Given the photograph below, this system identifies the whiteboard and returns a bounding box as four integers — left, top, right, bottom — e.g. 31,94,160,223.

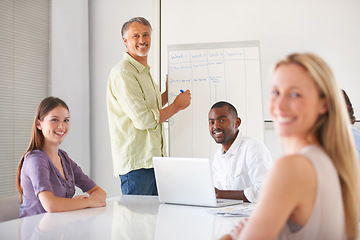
167,41,263,158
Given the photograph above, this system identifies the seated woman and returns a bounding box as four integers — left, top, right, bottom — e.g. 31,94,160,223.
17,97,107,218
221,53,360,240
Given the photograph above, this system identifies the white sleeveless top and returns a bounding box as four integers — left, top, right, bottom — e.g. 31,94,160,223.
276,145,346,240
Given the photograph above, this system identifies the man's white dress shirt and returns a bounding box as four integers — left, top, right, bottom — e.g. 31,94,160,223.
212,131,273,203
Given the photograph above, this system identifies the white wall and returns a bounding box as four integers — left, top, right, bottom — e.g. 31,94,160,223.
88,0,154,197
160,0,360,161
52,0,359,198
51,0,90,175
160,0,360,121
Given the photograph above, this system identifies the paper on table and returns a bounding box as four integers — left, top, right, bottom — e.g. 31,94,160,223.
206,204,256,217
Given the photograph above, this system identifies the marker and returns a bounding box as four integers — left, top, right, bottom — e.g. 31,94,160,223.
180,89,184,93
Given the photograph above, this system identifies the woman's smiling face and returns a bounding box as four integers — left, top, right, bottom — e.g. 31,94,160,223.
37,105,70,146
269,63,328,141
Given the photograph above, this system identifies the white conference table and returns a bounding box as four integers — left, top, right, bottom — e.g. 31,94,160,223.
0,195,248,240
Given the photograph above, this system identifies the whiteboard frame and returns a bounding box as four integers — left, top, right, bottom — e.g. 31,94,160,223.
167,41,264,158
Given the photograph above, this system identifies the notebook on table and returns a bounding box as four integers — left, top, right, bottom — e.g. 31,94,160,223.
153,157,243,207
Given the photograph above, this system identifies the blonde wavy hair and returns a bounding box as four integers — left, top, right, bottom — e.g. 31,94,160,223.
274,53,360,240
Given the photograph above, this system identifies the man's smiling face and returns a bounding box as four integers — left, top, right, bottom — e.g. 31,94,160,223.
208,106,240,151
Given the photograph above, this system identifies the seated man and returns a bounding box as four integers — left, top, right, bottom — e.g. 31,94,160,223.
342,89,360,160
208,101,273,203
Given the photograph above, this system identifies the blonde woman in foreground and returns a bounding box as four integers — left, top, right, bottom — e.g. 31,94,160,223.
221,53,359,240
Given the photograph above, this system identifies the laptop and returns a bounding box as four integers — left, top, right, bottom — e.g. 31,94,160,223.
153,157,243,207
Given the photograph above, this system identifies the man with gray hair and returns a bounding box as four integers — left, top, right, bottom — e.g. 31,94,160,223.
107,17,191,195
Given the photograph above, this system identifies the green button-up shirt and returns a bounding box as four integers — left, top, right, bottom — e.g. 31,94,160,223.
106,53,166,176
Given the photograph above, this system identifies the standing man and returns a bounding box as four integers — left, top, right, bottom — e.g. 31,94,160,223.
107,17,191,195
208,101,272,202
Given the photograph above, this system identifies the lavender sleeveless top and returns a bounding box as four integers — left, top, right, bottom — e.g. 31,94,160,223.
19,149,96,218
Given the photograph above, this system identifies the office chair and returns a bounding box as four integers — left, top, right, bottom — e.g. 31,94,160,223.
0,195,20,222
